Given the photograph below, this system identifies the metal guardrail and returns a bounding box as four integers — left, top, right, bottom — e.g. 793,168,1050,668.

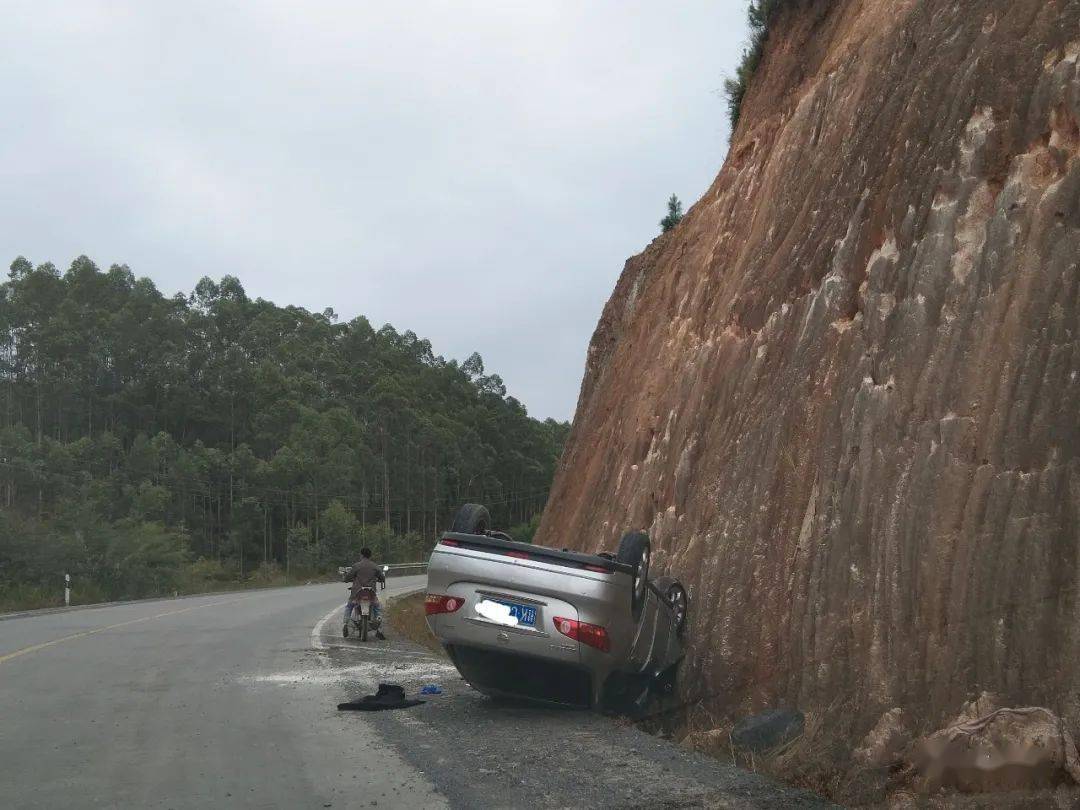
338,562,428,582
384,562,428,577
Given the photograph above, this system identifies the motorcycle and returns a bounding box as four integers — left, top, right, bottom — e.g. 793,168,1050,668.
351,586,381,641
340,565,389,642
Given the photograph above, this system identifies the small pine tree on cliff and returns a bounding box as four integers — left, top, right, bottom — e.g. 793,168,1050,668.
660,194,683,233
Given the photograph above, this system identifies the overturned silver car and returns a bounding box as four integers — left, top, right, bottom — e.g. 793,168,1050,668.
424,504,688,712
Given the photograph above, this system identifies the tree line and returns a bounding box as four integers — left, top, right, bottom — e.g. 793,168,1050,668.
0,255,569,607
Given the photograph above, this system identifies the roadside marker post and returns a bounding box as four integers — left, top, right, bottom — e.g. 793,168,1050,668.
64,573,71,607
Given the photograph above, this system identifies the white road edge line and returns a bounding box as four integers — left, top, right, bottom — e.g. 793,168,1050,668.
311,604,341,658
310,579,428,660
309,580,439,733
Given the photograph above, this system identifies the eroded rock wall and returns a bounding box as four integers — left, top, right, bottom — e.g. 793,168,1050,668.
538,0,1080,736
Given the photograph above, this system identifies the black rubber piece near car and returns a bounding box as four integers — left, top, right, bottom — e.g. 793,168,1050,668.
616,531,650,619
731,709,806,753
450,503,491,535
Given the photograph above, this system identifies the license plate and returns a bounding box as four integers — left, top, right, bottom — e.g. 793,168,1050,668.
497,601,536,627
359,602,371,616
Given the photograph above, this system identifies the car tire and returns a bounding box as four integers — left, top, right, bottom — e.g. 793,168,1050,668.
616,531,650,619
653,576,689,637
450,503,491,535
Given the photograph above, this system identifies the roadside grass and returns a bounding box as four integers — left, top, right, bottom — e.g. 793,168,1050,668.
0,582,106,613
0,567,339,614
674,701,857,804
385,590,446,657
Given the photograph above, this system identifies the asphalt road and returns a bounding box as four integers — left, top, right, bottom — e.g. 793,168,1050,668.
1,578,444,810
2,579,829,809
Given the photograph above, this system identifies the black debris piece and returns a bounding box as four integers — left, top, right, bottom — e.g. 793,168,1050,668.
337,683,424,712
731,709,805,753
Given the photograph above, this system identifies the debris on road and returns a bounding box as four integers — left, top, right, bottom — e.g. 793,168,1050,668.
337,683,423,712
325,594,834,808
420,684,443,695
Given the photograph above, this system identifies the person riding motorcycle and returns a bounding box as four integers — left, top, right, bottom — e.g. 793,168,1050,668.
343,547,386,640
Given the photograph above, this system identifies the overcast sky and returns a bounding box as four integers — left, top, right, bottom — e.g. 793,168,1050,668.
2,1,748,421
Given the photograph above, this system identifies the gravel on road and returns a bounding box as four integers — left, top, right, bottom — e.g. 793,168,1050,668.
320,596,833,809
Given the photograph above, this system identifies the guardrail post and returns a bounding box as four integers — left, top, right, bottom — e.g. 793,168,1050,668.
64,573,71,607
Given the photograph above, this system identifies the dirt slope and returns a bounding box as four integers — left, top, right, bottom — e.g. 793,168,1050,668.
537,0,1080,743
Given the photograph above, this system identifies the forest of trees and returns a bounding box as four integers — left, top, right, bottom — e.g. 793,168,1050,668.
0,256,569,608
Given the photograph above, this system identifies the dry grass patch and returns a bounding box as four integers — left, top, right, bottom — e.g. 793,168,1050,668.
384,590,446,657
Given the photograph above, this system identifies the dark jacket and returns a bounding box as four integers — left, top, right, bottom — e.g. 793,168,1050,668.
348,558,383,599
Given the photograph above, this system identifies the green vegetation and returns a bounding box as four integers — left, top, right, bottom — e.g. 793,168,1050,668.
0,255,569,610
660,194,684,233
723,0,803,134
506,512,541,545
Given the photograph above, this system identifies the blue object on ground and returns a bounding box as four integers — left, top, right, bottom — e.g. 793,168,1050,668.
420,684,443,695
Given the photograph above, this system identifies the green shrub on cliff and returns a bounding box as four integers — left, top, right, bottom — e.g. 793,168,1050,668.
724,0,807,134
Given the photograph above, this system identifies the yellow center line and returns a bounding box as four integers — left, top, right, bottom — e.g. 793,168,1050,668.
0,594,260,665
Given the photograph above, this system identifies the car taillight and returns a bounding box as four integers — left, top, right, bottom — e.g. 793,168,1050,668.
552,616,610,652
425,593,464,615
439,537,461,547
506,550,529,559
583,564,610,573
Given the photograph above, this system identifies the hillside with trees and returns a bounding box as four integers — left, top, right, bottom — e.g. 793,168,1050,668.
0,255,568,608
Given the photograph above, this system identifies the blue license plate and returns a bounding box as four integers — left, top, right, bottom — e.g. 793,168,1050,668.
499,601,536,627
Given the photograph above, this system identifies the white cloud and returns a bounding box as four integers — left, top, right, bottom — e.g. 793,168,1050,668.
0,0,748,419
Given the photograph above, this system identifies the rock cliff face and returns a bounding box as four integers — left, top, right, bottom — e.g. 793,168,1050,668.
538,0,1080,737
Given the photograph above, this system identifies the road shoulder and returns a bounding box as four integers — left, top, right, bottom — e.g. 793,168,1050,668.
316,595,832,809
